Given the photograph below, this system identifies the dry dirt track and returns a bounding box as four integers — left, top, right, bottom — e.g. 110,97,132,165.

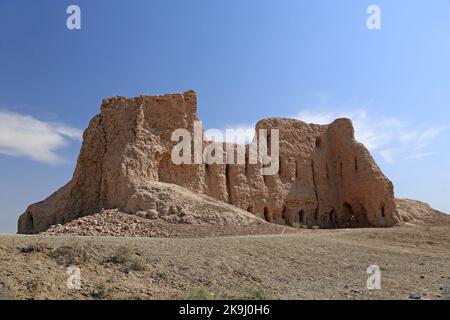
1,225,450,300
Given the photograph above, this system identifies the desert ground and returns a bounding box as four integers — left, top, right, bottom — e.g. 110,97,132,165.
1,224,449,300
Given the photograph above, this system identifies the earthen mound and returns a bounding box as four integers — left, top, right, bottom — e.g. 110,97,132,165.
396,199,449,226
18,90,442,234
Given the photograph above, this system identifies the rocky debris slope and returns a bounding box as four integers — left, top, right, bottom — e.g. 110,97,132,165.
37,180,277,237
396,199,449,226
40,209,298,238
38,180,298,238
19,90,407,234
39,199,449,238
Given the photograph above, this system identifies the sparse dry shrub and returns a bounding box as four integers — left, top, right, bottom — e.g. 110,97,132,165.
242,287,271,300
18,243,48,254
182,286,272,300
291,222,302,228
25,279,42,293
183,287,213,300
0,284,12,300
91,281,113,299
50,244,89,266
107,246,147,271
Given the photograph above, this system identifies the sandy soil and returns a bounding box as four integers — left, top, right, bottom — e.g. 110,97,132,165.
1,225,449,300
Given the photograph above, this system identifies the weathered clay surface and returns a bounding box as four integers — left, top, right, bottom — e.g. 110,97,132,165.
19,90,404,234
396,199,449,225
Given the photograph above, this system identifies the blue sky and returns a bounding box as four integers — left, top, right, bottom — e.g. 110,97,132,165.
1,0,449,233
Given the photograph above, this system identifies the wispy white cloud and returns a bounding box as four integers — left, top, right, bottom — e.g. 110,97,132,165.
379,148,398,164
0,110,82,164
210,109,447,164
296,109,448,163
404,152,438,160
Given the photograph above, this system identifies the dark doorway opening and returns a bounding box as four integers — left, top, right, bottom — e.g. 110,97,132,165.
298,209,304,225
264,207,271,222
329,209,336,227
